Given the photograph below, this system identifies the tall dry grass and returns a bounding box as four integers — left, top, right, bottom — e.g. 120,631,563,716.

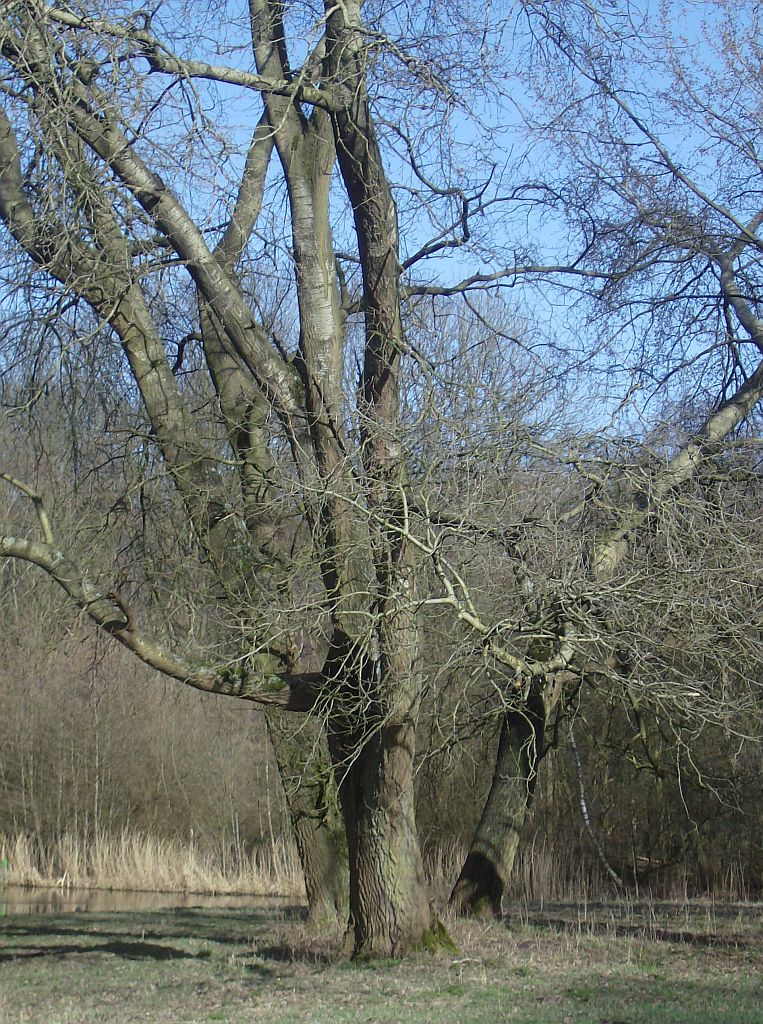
423,833,755,903
424,835,597,903
2,829,754,902
0,830,304,896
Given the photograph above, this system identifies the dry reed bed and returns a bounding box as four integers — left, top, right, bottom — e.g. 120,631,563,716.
423,834,755,904
1,829,754,902
0,830,304,896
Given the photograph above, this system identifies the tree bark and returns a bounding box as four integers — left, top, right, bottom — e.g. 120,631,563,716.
331,719,435,958
450,687,545,917
319,0,443,956
265,710,348,928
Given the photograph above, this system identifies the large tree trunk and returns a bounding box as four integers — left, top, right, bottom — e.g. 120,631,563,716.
330,719,435,958
450,687,546,917
265,711,348,927
318,0,447,958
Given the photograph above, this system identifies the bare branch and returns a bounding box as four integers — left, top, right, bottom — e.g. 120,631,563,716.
39,3,333,108
0,472,54,544
592,359,763,578
0,533,320,711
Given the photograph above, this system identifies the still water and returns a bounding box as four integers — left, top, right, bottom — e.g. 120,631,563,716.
0,885,286,916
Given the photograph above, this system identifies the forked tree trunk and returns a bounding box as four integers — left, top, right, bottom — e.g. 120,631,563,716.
450,688,545,917
331,719,436,958
265,711,348,927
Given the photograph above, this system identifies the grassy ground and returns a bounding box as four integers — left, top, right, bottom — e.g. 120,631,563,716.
1,899,761,1024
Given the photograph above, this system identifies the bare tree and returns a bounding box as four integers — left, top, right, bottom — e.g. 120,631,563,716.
1,0,760,952
450,0,763,914
0,0,523,955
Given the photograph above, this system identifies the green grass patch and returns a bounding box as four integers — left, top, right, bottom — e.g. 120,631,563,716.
1,899,760,1023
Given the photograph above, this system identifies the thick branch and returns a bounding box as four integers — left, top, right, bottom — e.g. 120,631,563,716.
592,358,763,578
0,473,54,544
0,102,248,558
215,113,275,269
0,534,320,711
40,4,332,108
1,19,301,426
718,254,763,356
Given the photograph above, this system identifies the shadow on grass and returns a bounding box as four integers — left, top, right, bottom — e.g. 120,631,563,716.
504,910,757,949
255,939,341,965
0,938,210,963
0,905,308,975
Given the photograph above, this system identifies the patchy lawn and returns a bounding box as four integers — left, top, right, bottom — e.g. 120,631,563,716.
1,899,761,1023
